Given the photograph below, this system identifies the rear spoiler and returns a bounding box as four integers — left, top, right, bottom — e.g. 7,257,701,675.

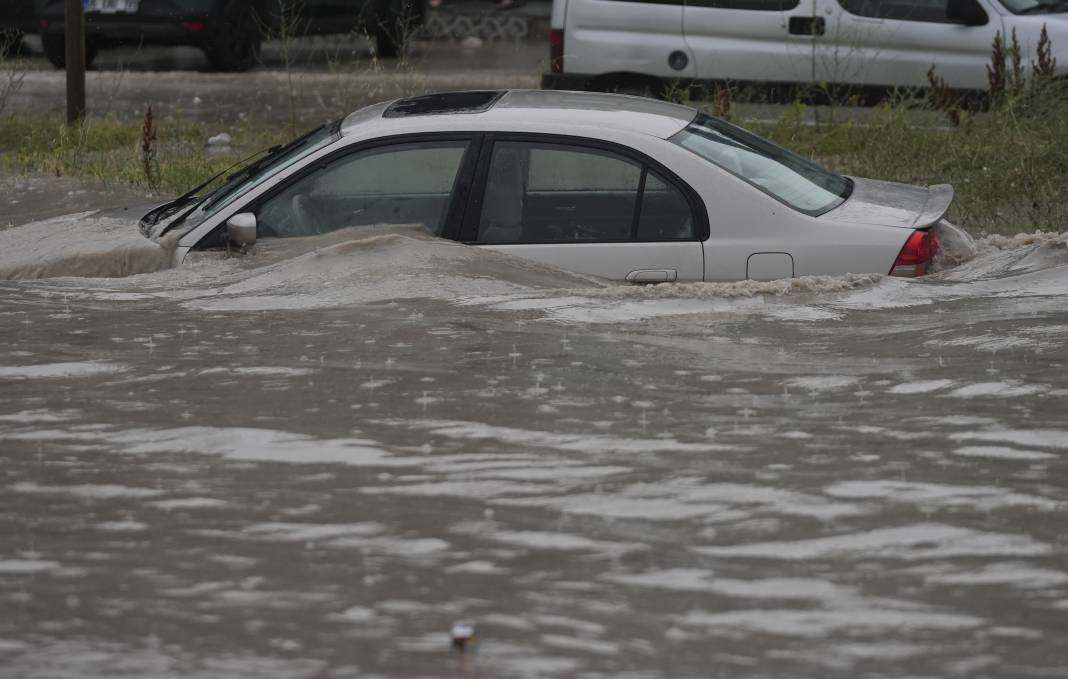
913,184,954,229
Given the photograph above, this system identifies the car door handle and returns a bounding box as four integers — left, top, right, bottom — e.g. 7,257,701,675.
788,16,825,36
626,269,677,283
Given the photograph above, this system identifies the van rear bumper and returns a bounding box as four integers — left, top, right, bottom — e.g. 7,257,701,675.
541,73,594,91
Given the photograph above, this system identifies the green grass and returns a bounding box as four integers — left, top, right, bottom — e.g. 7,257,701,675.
1,81,1066,236
0,114,288,196
751,84,1068,235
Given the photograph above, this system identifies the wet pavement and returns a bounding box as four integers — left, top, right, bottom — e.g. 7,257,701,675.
1,186,1066,678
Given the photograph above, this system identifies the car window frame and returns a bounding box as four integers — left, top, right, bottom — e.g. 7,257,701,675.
458,133,710,245
191,132,484,249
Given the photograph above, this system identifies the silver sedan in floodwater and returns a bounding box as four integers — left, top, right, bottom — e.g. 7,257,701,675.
142,90,950,282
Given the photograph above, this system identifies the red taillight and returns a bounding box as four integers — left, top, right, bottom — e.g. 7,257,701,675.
181,21,205,32
890,228,939,276
39,19,49,30
549,29,564,74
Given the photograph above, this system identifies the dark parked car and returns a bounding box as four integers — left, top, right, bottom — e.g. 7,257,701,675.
36,0,425,72
0,0,35,57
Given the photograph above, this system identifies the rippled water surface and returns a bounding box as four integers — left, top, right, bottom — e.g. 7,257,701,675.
1,209,1066,678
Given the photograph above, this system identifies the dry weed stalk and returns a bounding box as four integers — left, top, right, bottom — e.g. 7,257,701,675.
140,105,159,189
926,66,961,126
1033,24,1057,79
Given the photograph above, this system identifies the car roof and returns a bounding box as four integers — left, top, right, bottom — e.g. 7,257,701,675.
340,90,699,141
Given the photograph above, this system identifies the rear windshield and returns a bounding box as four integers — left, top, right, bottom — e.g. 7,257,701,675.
672,114,850,214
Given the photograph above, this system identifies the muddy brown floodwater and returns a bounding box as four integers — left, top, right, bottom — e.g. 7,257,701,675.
1,183,1067,678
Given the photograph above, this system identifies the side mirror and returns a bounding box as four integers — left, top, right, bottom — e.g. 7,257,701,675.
227,212,257,247
946,0,987,26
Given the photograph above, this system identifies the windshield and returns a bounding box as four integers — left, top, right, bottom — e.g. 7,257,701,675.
164,122,340,236
672,114,851,214
997,0,1068,12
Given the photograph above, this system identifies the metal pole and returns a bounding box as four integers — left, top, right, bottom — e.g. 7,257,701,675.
65,0,86,124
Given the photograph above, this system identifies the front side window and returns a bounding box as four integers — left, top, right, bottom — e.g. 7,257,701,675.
178,123,339,235
253,140,469,239
996,0,1068,13
476,141,695,243
837,0,964,22
673,114,850,214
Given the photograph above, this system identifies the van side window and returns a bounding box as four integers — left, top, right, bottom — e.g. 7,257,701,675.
684,0,799,9
837,0,957,22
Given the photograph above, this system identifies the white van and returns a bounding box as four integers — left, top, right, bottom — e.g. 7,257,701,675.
542,0,1068,96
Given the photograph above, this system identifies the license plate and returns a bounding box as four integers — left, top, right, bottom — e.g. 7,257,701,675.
83,0,141,13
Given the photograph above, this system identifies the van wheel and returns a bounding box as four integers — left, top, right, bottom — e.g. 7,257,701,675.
203,0,262,72
41,33,100,70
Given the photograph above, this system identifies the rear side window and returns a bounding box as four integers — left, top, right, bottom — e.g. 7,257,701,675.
673,114,850,214
475,141,696,243
837,0,958,22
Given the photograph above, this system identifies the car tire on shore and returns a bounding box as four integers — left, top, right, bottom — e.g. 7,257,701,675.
41,32,99,70
203,0,262,72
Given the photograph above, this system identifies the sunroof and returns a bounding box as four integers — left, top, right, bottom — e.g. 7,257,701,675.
382,91,505,118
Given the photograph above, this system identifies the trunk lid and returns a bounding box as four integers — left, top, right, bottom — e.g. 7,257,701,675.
826,177,954,230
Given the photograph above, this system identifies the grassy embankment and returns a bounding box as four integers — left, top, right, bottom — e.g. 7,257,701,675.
0,33,1064,235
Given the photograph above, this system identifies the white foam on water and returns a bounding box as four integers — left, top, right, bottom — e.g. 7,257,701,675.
677,606,983,638
398,419,732,455
113,426,405,467
328,606,377,623
0,559,60,574
830,642,928,660
934,334,1044,353
924,562,1068,588
177,229,603,311
887,379,956,394
466,465,632,481
0,640,31,652
241,522,384,542
531,615,608,635
231,367,314,377
604,569,839,600
946,381,1048,398
0,361,127,379
327,536,451,558
695,523,1051,560
823,480,1059,511
150,497,230,510
485,530,645,554
445,560,508,575
95,520,148,532
362,479,550,499
497,480,860,521
9,482,164,499
496,494,733,521
0,409,81,423
0,211,177,280
539,634,619,656
786,376,860,392
949,429,1068,450
952,446,1056,461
